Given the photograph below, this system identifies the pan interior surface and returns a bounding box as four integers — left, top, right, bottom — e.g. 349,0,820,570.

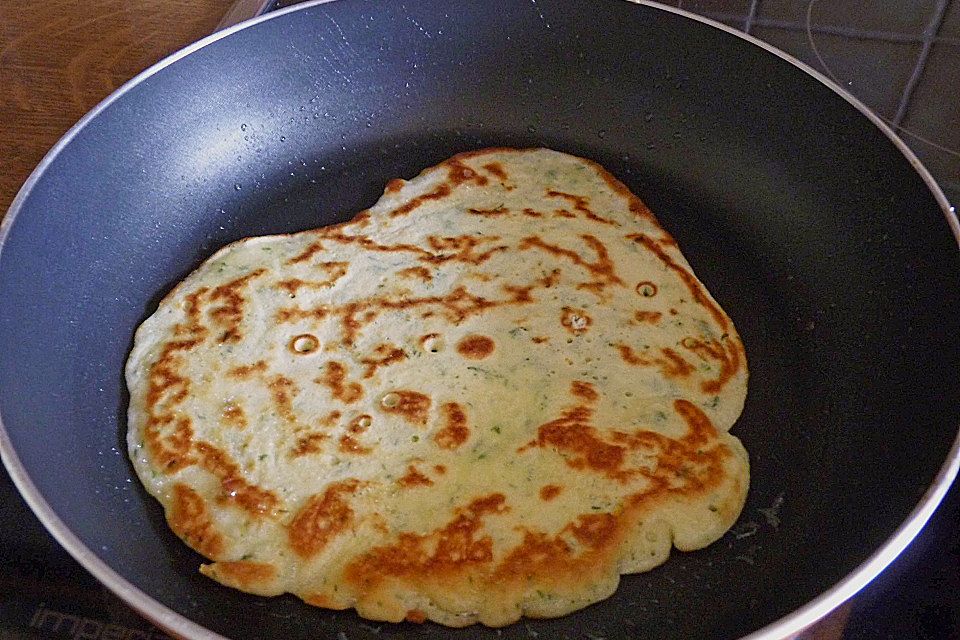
0,1,957,638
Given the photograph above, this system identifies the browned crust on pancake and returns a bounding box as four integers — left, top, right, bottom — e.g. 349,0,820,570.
539,485,563,501
220,402,248,429
381,390,431,427
168,483,224,558
207,269,265,344
360,344,407,379
681,337,743,394
519,406,632,482
199,561,277,590
423,234,509,266
456,334,495,359
398,464,434,488
339,434,372,455
546,190,617,226
345,399,736,611
389,184,452,218
481,162,509,181
570,381,598,402
397,266,432,282
267,375,298,422
491,513,623,590
227,360,267,379
276,261,349,294
288,480,361,558
617,344,696,382
344,494,508,590
519,235,623,294
468,206,510,217
633,310,663,324
446,158,490,187
143,291,208,473
560,307,592,336
434,402,470,449
291,432,328,458
316,361,364,403
405,609,429,623
195,441,279,516
287,242,325,265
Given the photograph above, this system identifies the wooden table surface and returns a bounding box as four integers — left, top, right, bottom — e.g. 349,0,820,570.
0,0,232,217
0,1,851,637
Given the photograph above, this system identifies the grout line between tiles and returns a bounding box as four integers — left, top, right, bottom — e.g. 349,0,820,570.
743,0,760,34
699,11,960,45
755,17,918,41
891,0,952,126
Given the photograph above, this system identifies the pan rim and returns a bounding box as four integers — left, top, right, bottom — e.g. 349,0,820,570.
0,1,957,639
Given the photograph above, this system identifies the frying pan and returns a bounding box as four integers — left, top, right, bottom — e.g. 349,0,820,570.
1,1,958,638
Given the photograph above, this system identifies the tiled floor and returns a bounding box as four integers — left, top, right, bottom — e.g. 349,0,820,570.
667,0,959,201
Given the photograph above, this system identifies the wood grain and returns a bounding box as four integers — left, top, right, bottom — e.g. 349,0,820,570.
0,0,231,218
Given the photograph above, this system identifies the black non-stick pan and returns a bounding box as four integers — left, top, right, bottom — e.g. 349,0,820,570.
1,1,958,638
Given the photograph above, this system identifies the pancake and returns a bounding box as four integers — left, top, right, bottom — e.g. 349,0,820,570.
125,148,749,626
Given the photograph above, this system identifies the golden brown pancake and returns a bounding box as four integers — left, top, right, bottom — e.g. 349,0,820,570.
126,148,749,626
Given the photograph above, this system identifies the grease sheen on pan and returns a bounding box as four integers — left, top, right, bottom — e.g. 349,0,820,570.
125,148,750,627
